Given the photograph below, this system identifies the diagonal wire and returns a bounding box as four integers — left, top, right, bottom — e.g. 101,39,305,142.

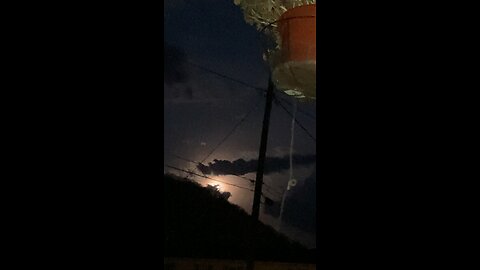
275,94,316,120
185,60,265,93
165,62,265,180
274,96,316,143
167,152,285,197
165,165,254,191
200,98,262,164
166,152,256,184
262,182,284,197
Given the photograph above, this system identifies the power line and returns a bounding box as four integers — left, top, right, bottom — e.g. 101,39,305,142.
200,98,262,164
166,164,277,203
262,183,284,198
167,51,266,95
185,60,265,93
167,152,287,197
170,153,200,166
165,165,254,191
167,62,265,167
166,150,209,179
166,161,281,202
173,60,316,144
275,94,316,120
164,65,264,183
274,96,316,143
171,2,266,93
166,152,255,184
178,60,317,125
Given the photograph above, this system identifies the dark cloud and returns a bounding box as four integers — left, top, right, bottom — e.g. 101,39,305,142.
164,43,188,85
196,154,316,176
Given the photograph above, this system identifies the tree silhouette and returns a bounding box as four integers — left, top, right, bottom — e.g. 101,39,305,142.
164,174,314,263
206,184,232,201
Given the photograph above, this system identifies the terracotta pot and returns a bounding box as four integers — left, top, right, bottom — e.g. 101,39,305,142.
278,4,316,62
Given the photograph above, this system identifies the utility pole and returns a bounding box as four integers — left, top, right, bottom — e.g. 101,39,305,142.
246,76,275,270
251,76,274,220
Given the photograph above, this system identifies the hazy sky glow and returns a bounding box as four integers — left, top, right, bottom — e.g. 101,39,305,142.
164,0,316,248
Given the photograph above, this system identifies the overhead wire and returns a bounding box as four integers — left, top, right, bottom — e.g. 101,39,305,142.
166,4,316,182
170,60,316,145
184,60,265,93
274,96,316,143
168,31,316,146
262,184,283,198
275,94,316,120
178,60,317,128
166,152,286,198
166,164,279,204
165,64,315,206
171,1,267,94
199,98,262,164
165,165,254,192
166,61,265,180
166,152,255,184
165,59,265,180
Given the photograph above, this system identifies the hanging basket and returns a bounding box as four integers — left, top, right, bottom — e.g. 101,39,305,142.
272,4,316,100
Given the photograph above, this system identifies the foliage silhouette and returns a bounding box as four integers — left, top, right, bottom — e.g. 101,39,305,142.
164,174,315,263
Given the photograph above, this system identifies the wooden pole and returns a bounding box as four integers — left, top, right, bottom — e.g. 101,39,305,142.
247,76,275,270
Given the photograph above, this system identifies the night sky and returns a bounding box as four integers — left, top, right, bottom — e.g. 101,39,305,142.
164,0,316,248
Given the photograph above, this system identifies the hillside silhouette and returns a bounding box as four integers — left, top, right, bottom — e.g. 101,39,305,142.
164,174,315,263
